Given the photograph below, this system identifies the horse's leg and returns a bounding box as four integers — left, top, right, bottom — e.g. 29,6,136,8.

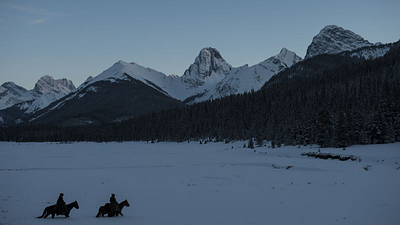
51,213,55,218
97,206,104,217
64,209,70,218
43,210,50,219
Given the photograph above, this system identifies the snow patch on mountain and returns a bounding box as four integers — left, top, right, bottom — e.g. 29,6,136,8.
348,45,391,60
78,86,98,99
305,25,374,59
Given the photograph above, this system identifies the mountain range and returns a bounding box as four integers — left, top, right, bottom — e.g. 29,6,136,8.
0,25,396,126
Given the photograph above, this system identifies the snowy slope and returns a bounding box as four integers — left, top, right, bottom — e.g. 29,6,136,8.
20,75,76,114
1,141,399,225
77,60,187,100
0,82,33,110
191,48,302,103
346,44,392,60
305,25,374,59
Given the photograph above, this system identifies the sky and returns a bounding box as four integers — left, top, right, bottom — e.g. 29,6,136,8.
1,0,399,89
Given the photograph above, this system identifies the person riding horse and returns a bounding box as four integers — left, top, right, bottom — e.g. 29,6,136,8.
109,194,120,216
55,193,66,215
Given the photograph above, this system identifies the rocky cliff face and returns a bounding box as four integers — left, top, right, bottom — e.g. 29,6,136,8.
305,25,374,59
181,47,232,89
33,75,76,96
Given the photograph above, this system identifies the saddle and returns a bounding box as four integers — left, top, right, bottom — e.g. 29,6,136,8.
105,202,119,216
55,205,66,215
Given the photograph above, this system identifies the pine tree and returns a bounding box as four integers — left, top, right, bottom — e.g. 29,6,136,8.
248,138,254,149
334,111,350,148
315,109,332,147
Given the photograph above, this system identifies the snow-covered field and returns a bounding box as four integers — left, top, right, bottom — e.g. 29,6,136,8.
1,141,399,225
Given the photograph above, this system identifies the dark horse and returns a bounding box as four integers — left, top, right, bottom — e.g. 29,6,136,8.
37,201,79,218
96,199,130,217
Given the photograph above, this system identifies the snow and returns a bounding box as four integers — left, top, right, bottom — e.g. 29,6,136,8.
306,25,374,59
23,91,72,114
0,77,75,115
349,45,391,60
70,47,301,105
0,83,34,110
194,48,301,103
34,75,75,96
77,86,98,99
1,141,399,225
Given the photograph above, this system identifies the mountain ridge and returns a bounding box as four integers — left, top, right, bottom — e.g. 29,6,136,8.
1,25,397,126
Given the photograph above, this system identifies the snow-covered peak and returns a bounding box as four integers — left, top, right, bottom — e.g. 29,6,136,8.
0,82,33,110
182,47,232,89
272,48,302,67
190,48,302,104
1,82,28,96
305,25,373,59
33,75,76,95
77,60,172,96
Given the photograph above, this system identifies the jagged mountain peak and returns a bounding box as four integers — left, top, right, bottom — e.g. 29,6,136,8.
182,47,232,89
198,47,223,59
192,48,302,104
1,82,27,95
278,47,289,55
305,25,373,59
273,48,302,67
0,81,32,110
34,75,76,95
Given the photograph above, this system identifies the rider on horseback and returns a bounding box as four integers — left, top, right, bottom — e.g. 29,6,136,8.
55,193,66,215
109,194,120,216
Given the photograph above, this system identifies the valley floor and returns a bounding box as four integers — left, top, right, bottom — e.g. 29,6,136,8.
0,141,399,225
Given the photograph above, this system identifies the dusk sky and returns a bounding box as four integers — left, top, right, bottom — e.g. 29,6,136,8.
1,0,399,89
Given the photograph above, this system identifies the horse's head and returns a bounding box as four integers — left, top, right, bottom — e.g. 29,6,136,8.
123,199,130,207
73,201,80,209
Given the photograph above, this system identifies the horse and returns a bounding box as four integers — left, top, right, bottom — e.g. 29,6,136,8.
96,199,130,217
37,201,79,218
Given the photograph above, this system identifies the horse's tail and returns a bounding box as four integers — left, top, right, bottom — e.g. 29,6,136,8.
37,207,47,218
